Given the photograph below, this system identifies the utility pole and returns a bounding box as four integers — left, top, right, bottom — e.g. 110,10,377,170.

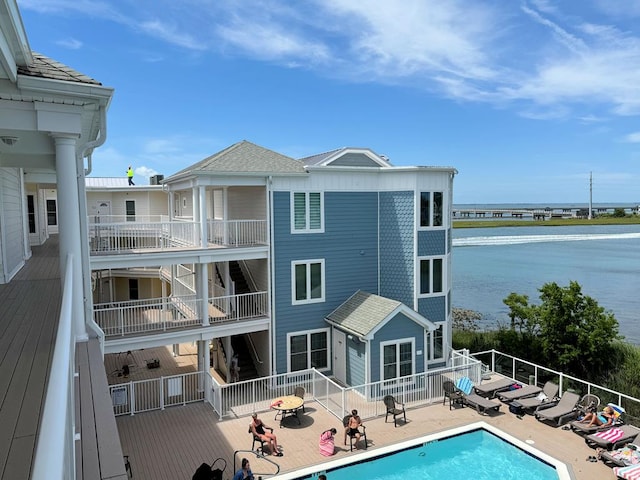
589,172,593,220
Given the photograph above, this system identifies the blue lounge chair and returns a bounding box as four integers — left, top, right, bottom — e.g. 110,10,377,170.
455,377,501,415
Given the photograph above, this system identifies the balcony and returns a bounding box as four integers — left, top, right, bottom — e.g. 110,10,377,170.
94,291,269,338
88,216,267,254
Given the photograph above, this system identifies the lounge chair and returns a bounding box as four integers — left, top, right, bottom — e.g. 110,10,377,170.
511,381,559,413
455,377,501,415
383,395,406,427
497,383,542,402
600,434,640,467
614,464,640,480
586,424,640,451
571,402,625,435
473,378,514,398
534,391,581,426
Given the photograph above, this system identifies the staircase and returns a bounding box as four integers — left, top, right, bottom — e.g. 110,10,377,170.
231,335,258,382
228,261,250,294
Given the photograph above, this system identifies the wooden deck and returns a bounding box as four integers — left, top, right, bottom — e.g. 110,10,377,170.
0,237,61,480
116,391,616,480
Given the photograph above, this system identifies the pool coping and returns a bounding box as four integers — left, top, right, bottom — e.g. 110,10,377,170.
269,421,575,480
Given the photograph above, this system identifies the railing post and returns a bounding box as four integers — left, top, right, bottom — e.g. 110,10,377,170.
160,377,165,410
129,381,135,416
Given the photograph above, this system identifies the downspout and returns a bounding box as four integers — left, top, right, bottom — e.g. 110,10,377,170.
77,105,108,349
82,105,107,176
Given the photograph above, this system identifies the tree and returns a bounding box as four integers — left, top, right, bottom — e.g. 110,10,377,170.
535,281,619,376
612,208,626,218
503,292,536,334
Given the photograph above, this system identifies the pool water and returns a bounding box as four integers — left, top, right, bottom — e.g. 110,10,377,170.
305,429,559,480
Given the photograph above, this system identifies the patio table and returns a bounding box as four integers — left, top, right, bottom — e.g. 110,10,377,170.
271,395,304,427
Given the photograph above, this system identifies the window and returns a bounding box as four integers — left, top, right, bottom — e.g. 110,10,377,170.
419,257,444,295
381,339,414,380
129,278,139,300
291,192,324,233
287,329,329,372
419,191,444,227
292,259,325,304
426,324,445,363
125,200,136,221
27,195,36,234
46,199,57,226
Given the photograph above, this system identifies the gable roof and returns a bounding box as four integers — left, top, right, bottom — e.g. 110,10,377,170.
17,52,101,85
166,140,306,181
325,290,435,340
299,147,391,168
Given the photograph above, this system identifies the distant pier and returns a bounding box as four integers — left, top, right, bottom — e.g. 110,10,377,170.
453,205,639,220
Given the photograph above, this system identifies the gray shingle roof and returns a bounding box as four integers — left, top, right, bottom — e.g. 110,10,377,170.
168,140,306,179
299,148,344,166
326,290,403,338
17,52,102,85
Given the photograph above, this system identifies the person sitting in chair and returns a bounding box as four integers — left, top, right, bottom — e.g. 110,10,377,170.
344,409,363,448
250,413,282,456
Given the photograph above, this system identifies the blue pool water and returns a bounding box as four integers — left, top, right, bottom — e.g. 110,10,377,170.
302,429,559,480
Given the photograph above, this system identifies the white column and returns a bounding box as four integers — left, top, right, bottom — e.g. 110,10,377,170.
196,263,209,326
199,186,207,248
54,135,87,339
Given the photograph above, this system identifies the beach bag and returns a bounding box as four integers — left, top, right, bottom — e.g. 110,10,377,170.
509,404,524,415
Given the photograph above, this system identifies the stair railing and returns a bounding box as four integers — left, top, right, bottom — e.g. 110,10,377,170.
245,333,263,365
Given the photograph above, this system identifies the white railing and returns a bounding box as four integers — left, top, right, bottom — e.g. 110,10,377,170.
207,219,268,246
109,371,205,416
32,255,75,480
88,219,198,253
470,349,640,423
208,358,483,421
89,214,167,223
95,291,269,337
208,291,269,323
94,295,201,337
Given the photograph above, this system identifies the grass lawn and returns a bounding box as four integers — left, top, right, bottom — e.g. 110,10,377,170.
453,216,640,228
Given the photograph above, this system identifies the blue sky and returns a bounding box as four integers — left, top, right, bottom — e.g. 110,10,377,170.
17,0,640,204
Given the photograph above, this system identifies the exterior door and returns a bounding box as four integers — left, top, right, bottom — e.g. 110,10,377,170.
45,197,58,234
88,200,111,222
332,329,346,383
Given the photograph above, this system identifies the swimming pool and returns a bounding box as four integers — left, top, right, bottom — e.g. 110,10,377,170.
271,422,572,480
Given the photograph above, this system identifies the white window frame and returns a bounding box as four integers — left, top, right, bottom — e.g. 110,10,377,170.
417,255,446,297
418,191,445,229
426,323,446,364
291,191,324,233
291,259,325,304
380,337,415,381
286,328,330,372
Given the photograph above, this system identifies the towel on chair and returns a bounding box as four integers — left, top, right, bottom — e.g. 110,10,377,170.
613,464,640,480
595,427,624,443
270,400,283,408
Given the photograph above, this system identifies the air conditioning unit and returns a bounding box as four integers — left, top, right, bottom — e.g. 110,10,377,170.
149,174,164,185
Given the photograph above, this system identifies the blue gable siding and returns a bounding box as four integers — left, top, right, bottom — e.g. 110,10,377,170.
417,230,446,256
272,191,379,373
379,192,414,306
368,312,425,383
418,296,446,323
346,339,366,386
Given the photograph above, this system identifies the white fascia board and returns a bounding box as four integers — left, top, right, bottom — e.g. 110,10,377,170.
17,75,114,106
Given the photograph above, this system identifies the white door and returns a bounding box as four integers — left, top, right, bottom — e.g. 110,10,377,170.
332,329,346,383
88,200,111,222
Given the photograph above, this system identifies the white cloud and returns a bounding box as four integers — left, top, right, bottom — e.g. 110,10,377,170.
55,37,82,49
624,131,640,143
134,165,158,179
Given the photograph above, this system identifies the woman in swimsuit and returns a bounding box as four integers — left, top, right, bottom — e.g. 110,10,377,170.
251,413,282,456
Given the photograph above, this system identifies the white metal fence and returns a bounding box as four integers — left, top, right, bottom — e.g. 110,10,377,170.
471,349,640,424
208,291,269,323
88,219,198,253
207,357,483,421
109,371,206,416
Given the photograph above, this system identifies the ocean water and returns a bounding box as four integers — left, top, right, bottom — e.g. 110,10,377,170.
452,224,640,345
